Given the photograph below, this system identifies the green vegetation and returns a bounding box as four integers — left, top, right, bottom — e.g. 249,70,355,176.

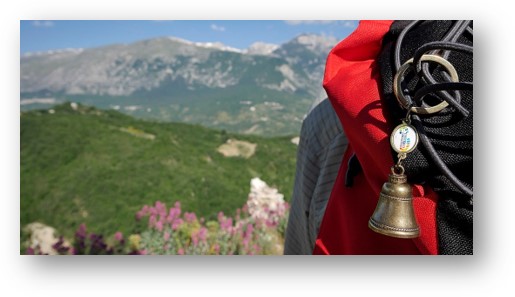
21,103,297,241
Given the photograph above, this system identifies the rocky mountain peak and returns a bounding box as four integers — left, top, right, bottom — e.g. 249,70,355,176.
245,42,279,56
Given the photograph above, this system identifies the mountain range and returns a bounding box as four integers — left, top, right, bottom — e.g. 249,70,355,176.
21,34,339,136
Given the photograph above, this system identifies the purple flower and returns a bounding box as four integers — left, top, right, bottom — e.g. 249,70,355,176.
89,233,108,255
52,236,70,254
75,223,87,239
26,247,35,255
74,224,88,254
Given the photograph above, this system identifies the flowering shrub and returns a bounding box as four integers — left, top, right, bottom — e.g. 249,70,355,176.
136,199,289,255
25,179,290,255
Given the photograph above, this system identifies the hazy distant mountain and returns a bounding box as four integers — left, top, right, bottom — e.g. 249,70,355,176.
244,42,279,56
20,34,339,136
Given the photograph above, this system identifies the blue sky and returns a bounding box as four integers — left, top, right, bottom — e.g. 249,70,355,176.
20,20,358,54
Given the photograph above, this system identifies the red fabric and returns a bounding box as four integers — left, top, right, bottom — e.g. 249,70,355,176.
313,20,438,255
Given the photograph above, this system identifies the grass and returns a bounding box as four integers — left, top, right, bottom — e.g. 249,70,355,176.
20,103,298,241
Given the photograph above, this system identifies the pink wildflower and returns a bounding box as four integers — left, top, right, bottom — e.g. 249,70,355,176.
139,249,148,255
174,202,182,218
265,219,276,228
198,227,208,243
178,248,184,255
136,205,150,220
172,218,183,230
243,223,254,248
155,220,164,232
191,231,199,247
163,231,170,241
167,207,180,224
149,214,156,228
155,201,167,219
220,217,233,232
114,232,123,242
184,212,197,223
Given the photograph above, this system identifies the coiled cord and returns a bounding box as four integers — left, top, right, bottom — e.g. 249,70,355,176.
393,20,473,197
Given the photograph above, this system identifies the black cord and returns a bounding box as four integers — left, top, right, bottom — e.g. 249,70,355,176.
393,21,473,197
394,20,421,71
413,82,472,112
419,21,469,117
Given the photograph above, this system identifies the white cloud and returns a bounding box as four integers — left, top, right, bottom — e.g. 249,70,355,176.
210,24,226,32
32,20,54,28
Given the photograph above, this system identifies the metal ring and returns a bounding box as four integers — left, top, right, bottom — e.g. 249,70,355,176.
393,54,459,115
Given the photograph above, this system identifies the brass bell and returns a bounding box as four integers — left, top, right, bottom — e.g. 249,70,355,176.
368,166,420,238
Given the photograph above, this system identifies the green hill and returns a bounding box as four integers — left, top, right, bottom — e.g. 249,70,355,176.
21,103,297,240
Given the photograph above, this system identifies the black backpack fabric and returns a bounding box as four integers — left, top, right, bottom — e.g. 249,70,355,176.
377,21,473,254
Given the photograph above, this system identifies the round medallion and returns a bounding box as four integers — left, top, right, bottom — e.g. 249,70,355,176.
390,123,419,154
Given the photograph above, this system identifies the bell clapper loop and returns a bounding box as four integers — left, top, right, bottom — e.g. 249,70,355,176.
392,164,405,176
396,153,406,166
